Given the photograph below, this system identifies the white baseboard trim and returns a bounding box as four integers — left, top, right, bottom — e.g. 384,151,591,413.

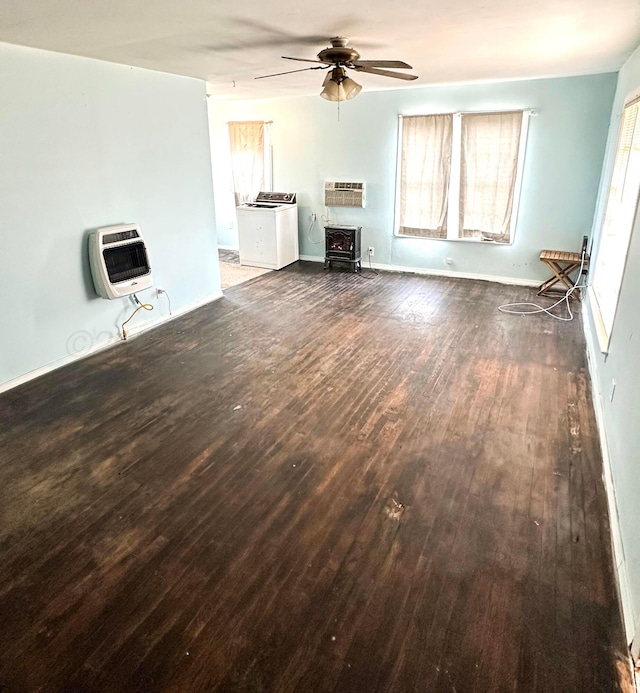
0,291,224,394
582,301,636,650
217,244,238,251
123,291,224,339
299,255,540,287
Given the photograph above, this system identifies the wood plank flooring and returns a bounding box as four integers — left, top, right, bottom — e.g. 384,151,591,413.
0,262,631,692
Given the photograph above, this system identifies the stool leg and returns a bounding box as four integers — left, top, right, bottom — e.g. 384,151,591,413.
538,260,580,295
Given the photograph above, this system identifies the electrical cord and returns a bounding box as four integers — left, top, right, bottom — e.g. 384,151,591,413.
121,293,154,339
367,250,379,275
321,209,335,225
158,289,172,315
498,249,588,321
355,251,379,280
307,217,322,245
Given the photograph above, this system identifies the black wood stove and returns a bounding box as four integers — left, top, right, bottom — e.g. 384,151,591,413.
324,225,362,272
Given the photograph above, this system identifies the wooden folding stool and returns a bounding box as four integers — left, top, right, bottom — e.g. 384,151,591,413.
537,236,589,298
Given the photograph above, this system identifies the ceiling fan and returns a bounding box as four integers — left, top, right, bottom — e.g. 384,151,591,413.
256,36,418,101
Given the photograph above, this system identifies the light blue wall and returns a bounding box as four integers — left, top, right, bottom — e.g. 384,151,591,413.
584,42,640,650
209,73,616,282
0,42,220,388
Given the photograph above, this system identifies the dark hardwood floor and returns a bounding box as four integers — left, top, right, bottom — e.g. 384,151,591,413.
0,262,631,692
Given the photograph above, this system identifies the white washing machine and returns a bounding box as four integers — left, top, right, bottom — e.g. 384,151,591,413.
236,192,299,270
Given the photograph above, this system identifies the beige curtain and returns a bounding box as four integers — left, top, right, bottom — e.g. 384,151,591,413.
228,121,265,205
459,111,523,243
398,114,452,238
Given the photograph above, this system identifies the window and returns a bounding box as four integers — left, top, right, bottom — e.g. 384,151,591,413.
228,121,272,205
591,98,640,348
396,111,530,243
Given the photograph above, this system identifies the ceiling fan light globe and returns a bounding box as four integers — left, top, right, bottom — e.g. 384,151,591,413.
320,80,346,101
342,77,362,100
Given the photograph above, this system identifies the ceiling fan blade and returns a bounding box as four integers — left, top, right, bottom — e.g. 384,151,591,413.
352,66,418,81
282,56,331,65
352,60,413,69
255,65,327,80
238,19,329,46
205,19,331,52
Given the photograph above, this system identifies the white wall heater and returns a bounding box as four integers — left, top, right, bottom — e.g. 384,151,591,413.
88,224,153,299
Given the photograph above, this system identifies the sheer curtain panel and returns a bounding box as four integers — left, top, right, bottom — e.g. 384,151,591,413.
228,121,265,206
398,114,453,238
459,111,523,242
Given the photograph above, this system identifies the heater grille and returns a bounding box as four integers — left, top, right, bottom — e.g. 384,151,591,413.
324,181,366,208
103,242,150,284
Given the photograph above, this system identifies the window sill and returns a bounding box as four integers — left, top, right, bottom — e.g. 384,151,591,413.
394,232,513,246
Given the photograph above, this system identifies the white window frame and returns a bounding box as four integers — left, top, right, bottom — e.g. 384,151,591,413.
394,110,532,244
589,96,640,352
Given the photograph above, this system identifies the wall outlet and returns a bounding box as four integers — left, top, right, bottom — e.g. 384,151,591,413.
311,212,317,221
368,246,375,257
444,257,453,265
156,288,165,298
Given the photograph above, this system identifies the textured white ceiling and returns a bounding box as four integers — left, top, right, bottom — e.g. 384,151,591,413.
1,0,639,100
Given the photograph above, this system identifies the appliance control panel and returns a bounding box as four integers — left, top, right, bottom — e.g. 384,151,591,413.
255,191,297,204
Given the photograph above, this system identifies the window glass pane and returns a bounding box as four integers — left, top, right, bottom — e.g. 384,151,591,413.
398,115,452,239
459,112,523,242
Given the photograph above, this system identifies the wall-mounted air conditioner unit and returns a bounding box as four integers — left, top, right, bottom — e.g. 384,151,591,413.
324,181,366,208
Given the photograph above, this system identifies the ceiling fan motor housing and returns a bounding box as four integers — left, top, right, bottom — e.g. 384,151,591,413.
318,37,360,65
